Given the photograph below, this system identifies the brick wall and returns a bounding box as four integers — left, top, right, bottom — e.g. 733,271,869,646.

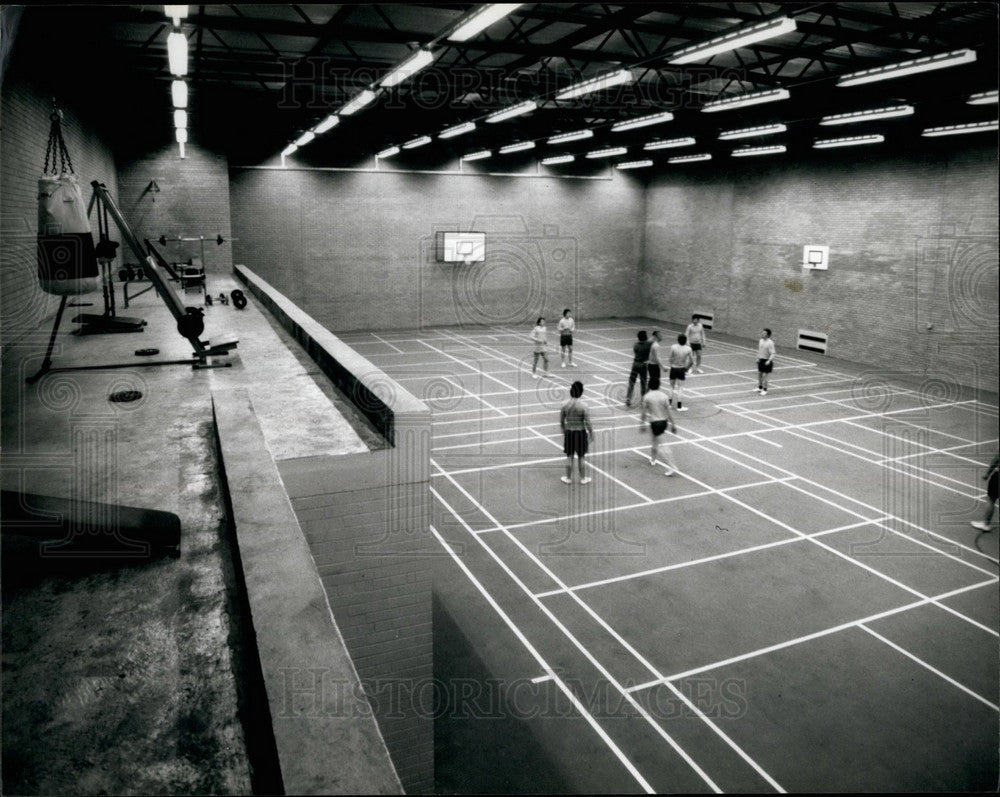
116,138,234,277
0,71,119,349
643,146,999,394
228,167,645,332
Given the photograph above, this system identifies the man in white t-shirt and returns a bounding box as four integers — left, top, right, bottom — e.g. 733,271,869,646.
668,334,694,412
756,328,775,395
684,315,707,373
557,308,576,368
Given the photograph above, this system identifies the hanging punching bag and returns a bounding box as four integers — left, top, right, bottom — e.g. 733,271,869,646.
37,110,98,295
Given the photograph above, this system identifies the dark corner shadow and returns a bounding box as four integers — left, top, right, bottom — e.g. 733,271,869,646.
432,590,574,796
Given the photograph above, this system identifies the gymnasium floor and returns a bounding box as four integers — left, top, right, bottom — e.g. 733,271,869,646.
339,318,999,794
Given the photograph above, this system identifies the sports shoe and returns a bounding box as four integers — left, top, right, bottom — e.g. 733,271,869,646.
754,387,762,393
663,469,675,476
677,406,689,412
560,476,572,484
580,477,592,484
760,390,767,396
649,457,656,466
561,362,567,368
533,373,539,379
971,520,992,531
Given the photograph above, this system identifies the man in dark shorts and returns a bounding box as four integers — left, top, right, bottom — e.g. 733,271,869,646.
560,381,594,484
668,333,694,411
648,330,662,387
625,330,652,407
756,328,775,395
558,308,576,368
640,377,678,475
971,455,998,531
685,315,707,373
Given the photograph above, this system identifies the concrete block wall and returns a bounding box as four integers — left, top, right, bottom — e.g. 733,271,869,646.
228,166,644,332
0,71,120,349
643,146,999,393
116,138,234,276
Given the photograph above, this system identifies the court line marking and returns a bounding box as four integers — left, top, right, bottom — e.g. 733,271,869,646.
431,467,785,793
417,339,518,392
428,524,657,794
530,674,554,684
748,433,782,448
368,332,404,354
858,624,1000,712
440,375,513,419
430,490,728,794
535,516,889,598
526,426,655,504
626,578,997,692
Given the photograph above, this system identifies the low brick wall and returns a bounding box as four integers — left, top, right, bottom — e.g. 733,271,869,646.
233,265,436,794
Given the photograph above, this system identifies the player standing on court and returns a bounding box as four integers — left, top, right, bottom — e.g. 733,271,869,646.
648,330,663,387
685,315,707,373
560,381,594,484
531,317,549,379
756,328,775,395
668,333,694,412
640,377,678,476
971,455,998,532
558,308,576,368
625,330,652,407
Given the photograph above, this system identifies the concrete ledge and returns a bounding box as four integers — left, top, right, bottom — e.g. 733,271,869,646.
234,264,429,448
213,387,402,796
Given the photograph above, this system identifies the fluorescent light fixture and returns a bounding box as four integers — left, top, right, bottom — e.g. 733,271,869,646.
439,121,476,139
670,17,797,64
541,154,575,165
171,79,187,108
644,137,696,150
449,4,523,42
294,131,315,147
813,134,884,149
164,5,188,23
611,111,674,132
616,160,653,169
281,143,297,157
340,89,377,116
314,115,339,134
486,100,537,123
380,49,436,88
555,69,633,100
547,129,593,144
377,145,400,158
820,105,914,125
838,48,976,87
175,128,187,144
173,109,187,129
922,120,998,137
586,146,628,159
403,135,432,149
167,31,187,76
731,144,787,157
718,123,787,140
668,153,712,163
702,88,789,113
462,150,492,161
499,141,536,154
968,90,999,105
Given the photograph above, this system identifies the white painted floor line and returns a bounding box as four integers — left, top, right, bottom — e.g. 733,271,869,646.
626,579,997,692
526,426,656,504
859,624,1000,712
748,433,783,448
529,673,554,684
429,487,727,794
441,375,513,419
818,395,989,443
428,524,657,794
433,466,783,793
368,332,405,354
534,516,884,599
472,477,789,536
417,338,518,392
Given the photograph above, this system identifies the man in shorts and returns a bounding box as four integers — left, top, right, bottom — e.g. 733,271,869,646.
625,330,652,407
558,308,576,368
640,377,678,475
685,315,707,373
560,381,594,484
756,328,775,395
668,333,694,412
531,317,549,379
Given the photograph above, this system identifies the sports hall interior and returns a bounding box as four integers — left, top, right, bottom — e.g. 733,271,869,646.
1,4,998,795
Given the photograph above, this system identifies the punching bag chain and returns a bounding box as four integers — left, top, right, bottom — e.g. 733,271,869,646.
43,108,75,176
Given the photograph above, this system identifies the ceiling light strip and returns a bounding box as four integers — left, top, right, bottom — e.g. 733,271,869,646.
813,134,884,149
718,123,787,140
670,17,797,65
702,88,789,113
611,111,674,132
819,105,913,125
837,48,976,87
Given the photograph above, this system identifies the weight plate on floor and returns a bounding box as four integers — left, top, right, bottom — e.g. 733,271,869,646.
231,289,247,309
134,348,160,356
109,390,143,403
